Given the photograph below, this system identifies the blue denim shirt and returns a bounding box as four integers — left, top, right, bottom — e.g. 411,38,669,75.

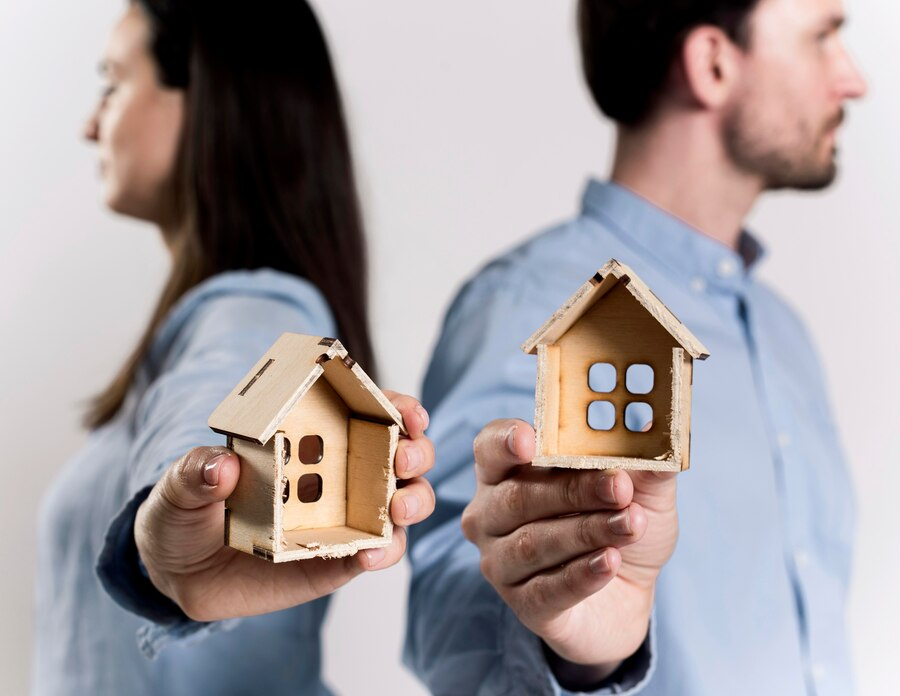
406,181,855,695
33,269,338,696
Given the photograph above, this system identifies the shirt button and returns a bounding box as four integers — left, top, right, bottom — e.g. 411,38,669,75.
690,277,707,293
777,432,791,448
717,258,738,278
795,550,810,569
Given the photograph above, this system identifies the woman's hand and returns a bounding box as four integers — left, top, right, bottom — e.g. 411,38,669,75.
134,392,435,622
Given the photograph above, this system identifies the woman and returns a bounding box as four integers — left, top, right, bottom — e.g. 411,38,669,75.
33,2,435,694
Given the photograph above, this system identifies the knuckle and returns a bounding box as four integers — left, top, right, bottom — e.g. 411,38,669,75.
472,428,488,461
157,466,184,507
512,527,539,567
524,578,551,618
479,554,496,582
497,480,525,518
562,474,583,510
174,455,195,490
460,504,479,542
575,514,596,549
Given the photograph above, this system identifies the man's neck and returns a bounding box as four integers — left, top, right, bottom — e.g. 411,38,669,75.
610,115,763,251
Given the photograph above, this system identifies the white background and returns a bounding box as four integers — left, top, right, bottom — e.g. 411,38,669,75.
1,1,897,694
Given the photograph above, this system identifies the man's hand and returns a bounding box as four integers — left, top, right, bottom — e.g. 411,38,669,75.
461,419,678,683
134,392,435,622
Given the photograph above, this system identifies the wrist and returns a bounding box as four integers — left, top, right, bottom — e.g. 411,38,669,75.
543,623,653,693
539,587,654,666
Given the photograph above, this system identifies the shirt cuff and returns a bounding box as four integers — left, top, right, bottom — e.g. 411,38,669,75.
96,485,236,658
500,605,655,695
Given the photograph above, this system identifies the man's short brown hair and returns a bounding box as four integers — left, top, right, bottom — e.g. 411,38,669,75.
578,0,760,126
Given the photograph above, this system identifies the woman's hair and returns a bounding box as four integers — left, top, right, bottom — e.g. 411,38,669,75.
86,0,374,427
578,0,760,126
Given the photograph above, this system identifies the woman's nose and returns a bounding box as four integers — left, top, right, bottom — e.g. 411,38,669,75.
83,108,100,142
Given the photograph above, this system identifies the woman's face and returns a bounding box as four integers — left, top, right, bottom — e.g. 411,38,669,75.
84,5,184,225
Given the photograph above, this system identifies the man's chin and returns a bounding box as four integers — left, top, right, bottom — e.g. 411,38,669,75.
765,159,838,192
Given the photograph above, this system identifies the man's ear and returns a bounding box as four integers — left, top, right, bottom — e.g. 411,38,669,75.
678,26,744,110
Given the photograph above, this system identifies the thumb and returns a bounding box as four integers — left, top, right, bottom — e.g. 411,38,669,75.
158,446,241,511
628,469,678,509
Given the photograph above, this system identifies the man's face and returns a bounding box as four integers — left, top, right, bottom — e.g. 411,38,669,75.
723,0,867,190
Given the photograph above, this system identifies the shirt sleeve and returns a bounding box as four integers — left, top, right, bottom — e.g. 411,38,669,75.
96,291,335,656
404,280,655,695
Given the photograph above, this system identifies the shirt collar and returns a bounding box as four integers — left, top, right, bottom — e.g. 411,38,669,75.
581,179,765,294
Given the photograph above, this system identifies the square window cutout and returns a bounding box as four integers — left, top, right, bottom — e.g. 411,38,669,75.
299,435,324,464
626,364,654,394
588,363,617,393
298,473,323,503
625,402,653,432
587,400,616,431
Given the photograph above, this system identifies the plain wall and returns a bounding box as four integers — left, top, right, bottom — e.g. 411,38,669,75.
1,1,897,694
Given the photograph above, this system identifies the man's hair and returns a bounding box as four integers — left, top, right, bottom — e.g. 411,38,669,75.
578,0,761,126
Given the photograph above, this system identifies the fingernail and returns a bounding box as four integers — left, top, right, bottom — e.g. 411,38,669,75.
364,548,386,566
416,404,430,431
506,425,518,454
589,551,611,575
405,444,424,475
403,494,421,521
608,510,632,536
597,474,618,505
203,454,228,486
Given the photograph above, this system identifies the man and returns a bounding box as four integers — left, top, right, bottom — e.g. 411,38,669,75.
405,0,866,694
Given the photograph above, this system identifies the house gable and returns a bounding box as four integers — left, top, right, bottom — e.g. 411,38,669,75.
209,334,405,445
522,259,710,359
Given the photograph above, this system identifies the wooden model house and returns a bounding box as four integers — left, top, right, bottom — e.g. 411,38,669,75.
208,333,405,562
522,259,709,472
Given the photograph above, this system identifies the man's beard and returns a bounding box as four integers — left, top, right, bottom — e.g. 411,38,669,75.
724,107,844,191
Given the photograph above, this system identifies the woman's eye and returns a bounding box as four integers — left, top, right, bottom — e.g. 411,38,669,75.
101,85,116,100
815,28,835,45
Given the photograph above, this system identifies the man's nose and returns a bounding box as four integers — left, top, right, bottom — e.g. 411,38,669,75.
839,50,868,101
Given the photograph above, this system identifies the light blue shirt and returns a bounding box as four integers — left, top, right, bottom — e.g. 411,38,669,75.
33,269,339,695
406,181,855,695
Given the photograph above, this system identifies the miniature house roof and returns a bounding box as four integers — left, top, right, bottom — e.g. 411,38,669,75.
521,259,710,359
209,333,405,445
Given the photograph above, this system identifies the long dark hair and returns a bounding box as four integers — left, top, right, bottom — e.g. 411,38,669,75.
86,0,374,427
